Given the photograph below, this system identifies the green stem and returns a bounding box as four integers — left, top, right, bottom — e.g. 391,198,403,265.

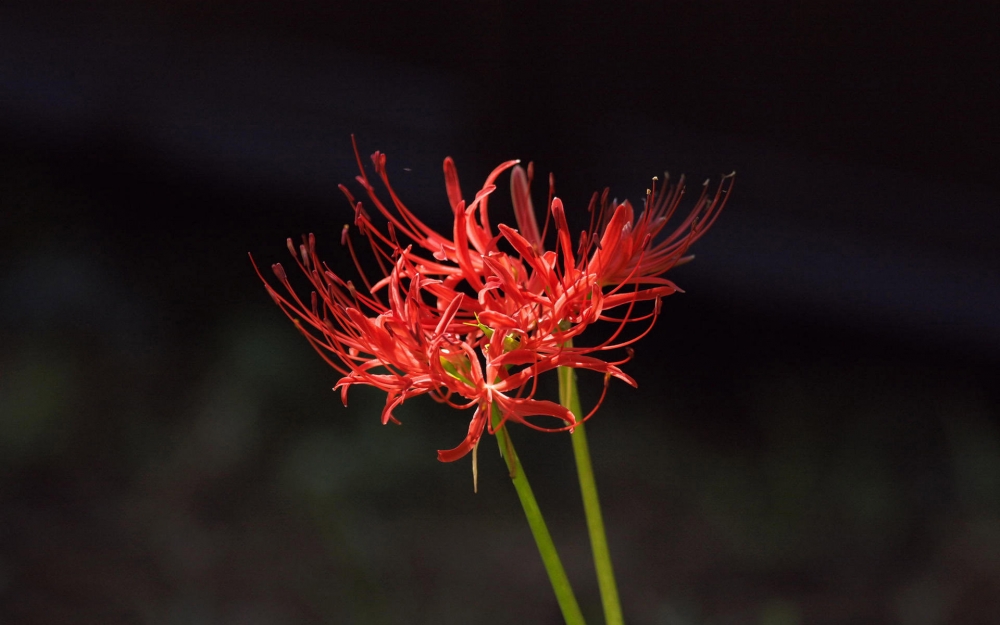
559,363,624,625
492,407,587,625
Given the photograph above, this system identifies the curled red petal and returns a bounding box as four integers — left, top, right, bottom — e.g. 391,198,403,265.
497,396,576,429
437,405,489,462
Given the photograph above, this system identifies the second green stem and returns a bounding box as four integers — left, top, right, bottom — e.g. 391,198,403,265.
559,364,625,625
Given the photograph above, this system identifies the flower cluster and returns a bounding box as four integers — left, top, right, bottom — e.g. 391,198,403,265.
255,139,733,462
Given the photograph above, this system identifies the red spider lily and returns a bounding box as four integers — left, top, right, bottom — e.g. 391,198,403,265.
509,161,734,293
475,161,733,370
254,139,730,463
252,231,633,456
253,233,635,461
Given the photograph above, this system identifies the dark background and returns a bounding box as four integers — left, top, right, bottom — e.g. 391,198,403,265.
2,1,998,623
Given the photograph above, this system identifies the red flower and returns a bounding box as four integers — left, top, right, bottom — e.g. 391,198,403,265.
255,139,731,462
509,161,734,293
